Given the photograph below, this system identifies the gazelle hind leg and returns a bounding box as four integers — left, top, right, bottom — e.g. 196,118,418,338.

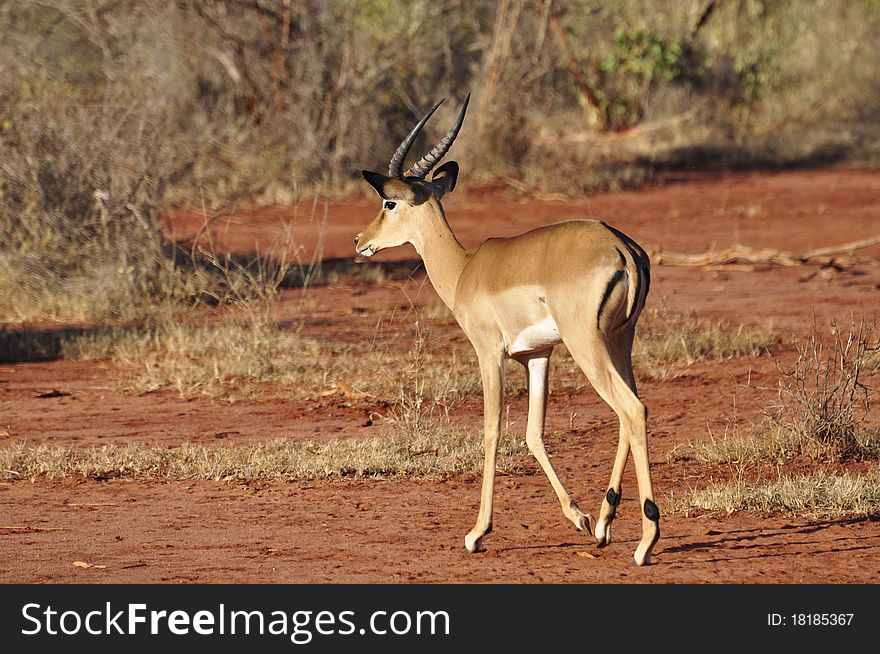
518,350,592,534
565,334,659,566
595,431,627,547
595,328,636,547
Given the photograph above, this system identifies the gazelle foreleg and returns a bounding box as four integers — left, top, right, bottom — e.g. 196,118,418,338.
464,346,505,553
517,350,592,534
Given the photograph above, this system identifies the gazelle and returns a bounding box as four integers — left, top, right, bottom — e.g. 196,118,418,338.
355,96,660,565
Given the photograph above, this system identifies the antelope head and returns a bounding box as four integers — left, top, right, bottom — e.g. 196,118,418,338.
355,95,470,258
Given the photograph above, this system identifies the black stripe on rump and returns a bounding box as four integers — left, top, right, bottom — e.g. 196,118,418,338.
596,268,626,329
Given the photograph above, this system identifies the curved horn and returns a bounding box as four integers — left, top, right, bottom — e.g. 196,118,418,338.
408,93,470,178
388,98,444,178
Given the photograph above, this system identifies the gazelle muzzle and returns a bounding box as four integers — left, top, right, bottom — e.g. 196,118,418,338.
354,233,375,257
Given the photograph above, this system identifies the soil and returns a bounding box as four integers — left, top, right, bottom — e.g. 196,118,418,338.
2,169,880,583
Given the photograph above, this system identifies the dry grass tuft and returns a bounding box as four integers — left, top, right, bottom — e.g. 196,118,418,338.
385,317,467,435
633,307,778,380
668,467,880,520
0,429,528,483
65,317,334,400
67,314,479,404
672,421,880,468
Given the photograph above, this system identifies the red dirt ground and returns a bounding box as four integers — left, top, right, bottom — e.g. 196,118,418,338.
2,169,879,583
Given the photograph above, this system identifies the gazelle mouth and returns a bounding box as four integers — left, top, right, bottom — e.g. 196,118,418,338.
356,244,376,258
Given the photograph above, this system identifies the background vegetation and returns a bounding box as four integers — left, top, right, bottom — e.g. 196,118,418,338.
2,0,880,322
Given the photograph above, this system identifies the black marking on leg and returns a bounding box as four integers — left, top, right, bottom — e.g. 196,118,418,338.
606,487,621,507
644,498,660,521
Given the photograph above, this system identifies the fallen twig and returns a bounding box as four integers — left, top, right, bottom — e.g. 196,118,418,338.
650,234,880,268
802,234,880,259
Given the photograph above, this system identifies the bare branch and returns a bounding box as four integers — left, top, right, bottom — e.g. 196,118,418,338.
651,235,880,268
545,9,605,130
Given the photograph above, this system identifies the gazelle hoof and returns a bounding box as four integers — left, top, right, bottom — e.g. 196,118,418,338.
464,533,486,553
633,544,653,566
595,519,612,548
575,512,593,535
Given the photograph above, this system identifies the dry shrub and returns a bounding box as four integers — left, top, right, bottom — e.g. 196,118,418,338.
670,321,880,467
0,3,198,322
3,0,880,322
5,0,879,216
768,320,879,462
0,85,184,321
670,321,880,519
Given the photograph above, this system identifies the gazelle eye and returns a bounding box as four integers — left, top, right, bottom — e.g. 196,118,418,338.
384,201,396,210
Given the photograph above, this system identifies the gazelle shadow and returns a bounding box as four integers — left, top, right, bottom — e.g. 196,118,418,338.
659,515,880,563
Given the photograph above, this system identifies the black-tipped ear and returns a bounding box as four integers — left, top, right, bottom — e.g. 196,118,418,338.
362,170,390,199
430,161,459,198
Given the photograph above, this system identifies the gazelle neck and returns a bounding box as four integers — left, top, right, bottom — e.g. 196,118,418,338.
409,199,468,310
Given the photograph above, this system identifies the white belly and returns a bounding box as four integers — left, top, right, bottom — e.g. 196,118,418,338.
508,315,561,355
